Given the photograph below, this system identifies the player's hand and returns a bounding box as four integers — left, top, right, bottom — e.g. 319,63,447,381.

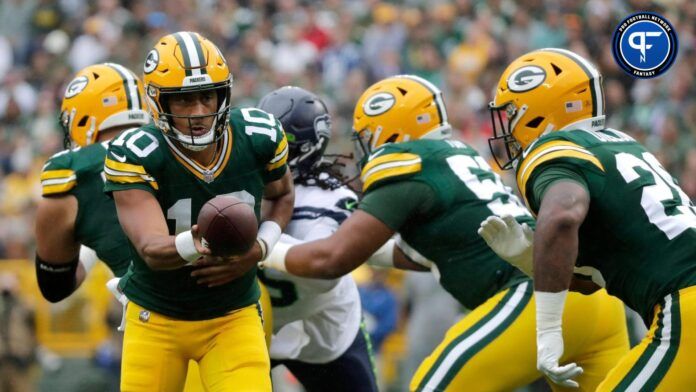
537,328,583,388
191,224,212,256
191,242,262,287
478,215,534,276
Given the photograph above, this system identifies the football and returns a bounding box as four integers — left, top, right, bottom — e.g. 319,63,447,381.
196,195,258,257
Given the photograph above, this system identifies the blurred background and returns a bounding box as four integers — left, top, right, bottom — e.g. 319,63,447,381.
0,0,694,391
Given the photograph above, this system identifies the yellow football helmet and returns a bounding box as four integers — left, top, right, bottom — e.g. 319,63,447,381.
489,48,605,169
60,63,149,148
353,74,451,161
143,31,232,151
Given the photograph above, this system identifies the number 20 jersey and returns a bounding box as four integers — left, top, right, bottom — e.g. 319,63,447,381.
104,107,288,320
517,128,696,322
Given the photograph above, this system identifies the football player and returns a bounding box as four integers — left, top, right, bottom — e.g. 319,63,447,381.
260,75,629,391
103,32,293,391
35,63,149,302
483,48,696,390
250,86,377,391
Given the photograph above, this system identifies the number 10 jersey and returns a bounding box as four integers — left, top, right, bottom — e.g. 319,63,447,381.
104,107,289,320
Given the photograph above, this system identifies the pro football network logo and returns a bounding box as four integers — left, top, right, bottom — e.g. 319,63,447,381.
611,12,678,78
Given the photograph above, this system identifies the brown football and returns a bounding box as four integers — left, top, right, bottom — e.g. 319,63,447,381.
196,195,258,256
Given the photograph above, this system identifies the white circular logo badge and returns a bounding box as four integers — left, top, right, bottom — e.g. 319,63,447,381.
363,92,396,116
144,49,159,74
64,75,88,98
507,65,547,92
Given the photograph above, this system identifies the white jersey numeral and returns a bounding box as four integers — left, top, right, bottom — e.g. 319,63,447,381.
241,108,277,142
166,191,255,235
616,152,696,239
446,155,530,217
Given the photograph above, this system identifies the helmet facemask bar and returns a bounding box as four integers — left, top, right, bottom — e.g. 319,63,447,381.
488,101,523,170
352,127,373,169
287,114,331,175
154,82,231,151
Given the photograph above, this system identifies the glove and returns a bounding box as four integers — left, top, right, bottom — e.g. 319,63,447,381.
536,290,583,388
106,278,129,332
478,215,534,276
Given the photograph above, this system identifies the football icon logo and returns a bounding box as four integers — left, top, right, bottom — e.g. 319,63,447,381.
612,12,678,78
144,49,160,74
363,93,396,116
65,76,89,98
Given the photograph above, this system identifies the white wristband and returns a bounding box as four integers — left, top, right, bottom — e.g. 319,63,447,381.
261,241,293,272
257,221,282,260
535,290,568,333
79,245,99,274
175,230,201,263
366,240,395,268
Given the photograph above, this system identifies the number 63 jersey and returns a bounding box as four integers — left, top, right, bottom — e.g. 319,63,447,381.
516,128,696,323
104,107,288,320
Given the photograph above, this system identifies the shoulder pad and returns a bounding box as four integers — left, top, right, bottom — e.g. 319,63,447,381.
104,127,160,190
361,146,422,192
517,135,604,202
41,149,77,196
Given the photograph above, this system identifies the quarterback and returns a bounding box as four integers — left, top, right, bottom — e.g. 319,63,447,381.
485,48,696,390
253,86,377,391
104,32,293,391
261,75,629,391
35,63,149,302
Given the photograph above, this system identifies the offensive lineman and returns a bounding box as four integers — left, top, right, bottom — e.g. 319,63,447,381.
261,75,629,391
35,63,149,302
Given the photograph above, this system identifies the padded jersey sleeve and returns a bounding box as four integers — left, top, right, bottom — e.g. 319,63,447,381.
516,138,604,214
237,107,289,183
525,164,589,214
103,128,160,195
40,149,77,196
358,180,436,231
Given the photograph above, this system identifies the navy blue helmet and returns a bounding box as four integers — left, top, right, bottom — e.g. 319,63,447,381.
258,86,331,176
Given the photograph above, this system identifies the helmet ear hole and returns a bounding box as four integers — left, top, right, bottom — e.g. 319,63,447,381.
525,116,544,128
77,115,89,127
385,133,399,143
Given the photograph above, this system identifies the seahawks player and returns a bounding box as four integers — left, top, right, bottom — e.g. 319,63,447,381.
484,48,696,391
254,86,377,392
104,32,293,391
261,75,629,391
35,63,149,302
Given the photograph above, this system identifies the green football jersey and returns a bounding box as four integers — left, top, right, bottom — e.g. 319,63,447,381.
104,107,289,320
359,139,533,309
40,142,131,277
517,128,696,322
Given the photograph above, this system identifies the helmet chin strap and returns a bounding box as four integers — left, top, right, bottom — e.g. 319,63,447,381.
170,115,219,151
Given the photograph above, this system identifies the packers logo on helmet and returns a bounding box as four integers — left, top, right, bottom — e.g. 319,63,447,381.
363,93,396,116
143,49,159,74
353,75,451,162
489,48,605,170
60,63,149,148
143,31,232,151
507,66,546,92
65,76,89,98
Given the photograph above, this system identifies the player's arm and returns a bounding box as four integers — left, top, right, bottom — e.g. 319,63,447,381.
112,189,209,270
262,181,435,278
534,180,589,292
35,195,89,302
273,209,396,279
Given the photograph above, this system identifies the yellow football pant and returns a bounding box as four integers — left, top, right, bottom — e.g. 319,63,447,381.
121,301,271,392
597,285,696,391
182,282,274,392
411,281,628,392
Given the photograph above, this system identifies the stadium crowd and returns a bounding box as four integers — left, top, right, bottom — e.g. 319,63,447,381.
0,0,695,390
